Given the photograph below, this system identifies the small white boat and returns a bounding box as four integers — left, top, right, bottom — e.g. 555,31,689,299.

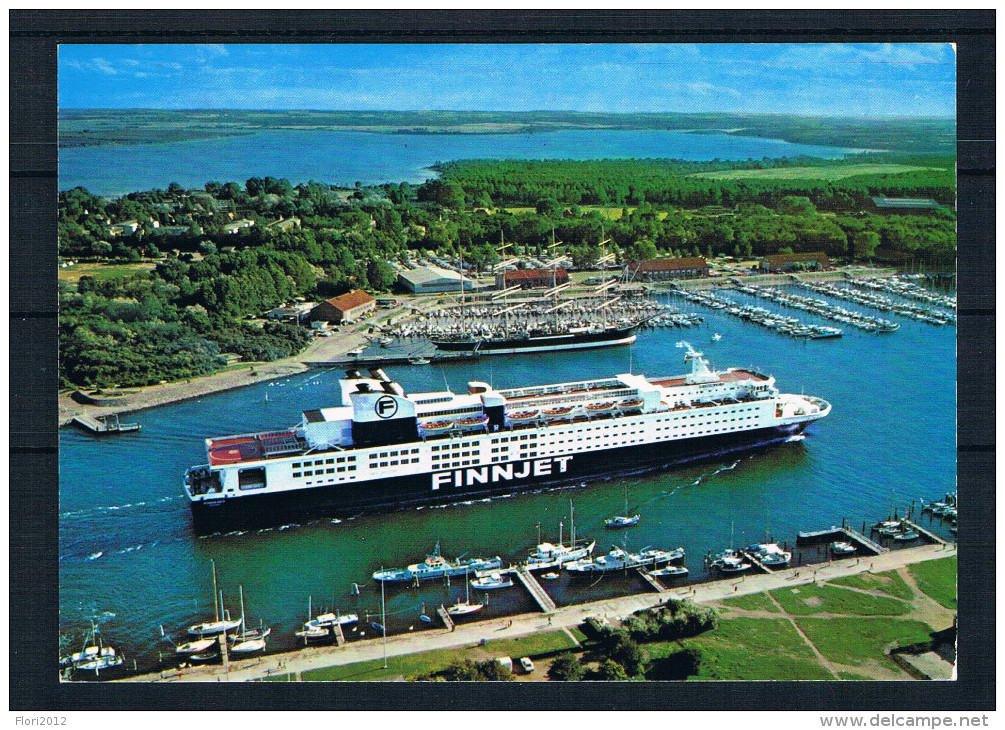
508,410,539,421
471,572,514,590
61,623,124,675
176,637,216,655
447,574,484,616
408,357,431,365
746,543,792,567
605,514,640,529
893,530,919,542
540,572,561,580
418,420,454,432
605,486,640,529
711,545,752,574
188,560,243,636
711,333,722,341
648,564,689,578
227,586,271,654
830,541,857,555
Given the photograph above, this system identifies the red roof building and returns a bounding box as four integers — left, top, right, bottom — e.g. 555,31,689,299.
496,268,570,289
311,289,377,323
626,257,709,281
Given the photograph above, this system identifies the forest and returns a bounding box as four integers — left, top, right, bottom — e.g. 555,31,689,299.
58,155,956,388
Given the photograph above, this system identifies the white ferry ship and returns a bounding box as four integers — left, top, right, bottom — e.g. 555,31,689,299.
184,342,831,532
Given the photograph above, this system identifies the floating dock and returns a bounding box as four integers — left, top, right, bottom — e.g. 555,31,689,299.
900,519,947,546
331,623,345,647
636,568,668,593
797,526,887,555
436,604,455,631
514,567,557,613
71,414,141,434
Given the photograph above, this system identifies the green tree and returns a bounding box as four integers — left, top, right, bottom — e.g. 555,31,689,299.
855,231,880,260
366,258,396,291
777,196,817,216
547,653,585,681
595,658,629,681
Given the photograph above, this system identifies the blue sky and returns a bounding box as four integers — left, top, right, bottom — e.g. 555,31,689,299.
59,43,956,117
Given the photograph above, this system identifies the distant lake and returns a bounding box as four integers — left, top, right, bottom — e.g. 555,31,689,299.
59,128,862,196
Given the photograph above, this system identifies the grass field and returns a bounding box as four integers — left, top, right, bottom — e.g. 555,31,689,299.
686,164,937,181
58,261,155,283
908,557,957,610
717,592,780,613
769,583,911,616
290,629,578,682
502,205,669,221
678,617,833,680
796,618,936,673
829,570,915,601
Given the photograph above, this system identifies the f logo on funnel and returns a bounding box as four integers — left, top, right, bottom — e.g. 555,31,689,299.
375,396,398,419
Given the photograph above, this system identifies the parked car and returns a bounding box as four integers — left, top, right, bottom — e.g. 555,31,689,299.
519,657,535,673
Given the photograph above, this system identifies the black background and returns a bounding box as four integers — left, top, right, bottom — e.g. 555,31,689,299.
10,9,994,712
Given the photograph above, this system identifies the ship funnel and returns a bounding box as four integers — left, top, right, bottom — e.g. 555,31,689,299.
369,368,390,382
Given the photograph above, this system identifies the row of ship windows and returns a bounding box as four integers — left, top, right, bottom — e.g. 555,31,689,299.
433,451,475,460
430,441,475,452
490,435,534,444
292,465,358,478
305,476,353,486
373,458,421,468
292,456,355,468
369,447,421,460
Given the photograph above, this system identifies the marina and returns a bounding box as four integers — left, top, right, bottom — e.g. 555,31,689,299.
59,273,957,678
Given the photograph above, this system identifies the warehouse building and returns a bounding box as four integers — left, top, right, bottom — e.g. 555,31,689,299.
311,289,376,324
397,266,481,294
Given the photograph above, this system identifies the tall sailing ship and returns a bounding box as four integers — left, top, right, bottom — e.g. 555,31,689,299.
184,342,830,532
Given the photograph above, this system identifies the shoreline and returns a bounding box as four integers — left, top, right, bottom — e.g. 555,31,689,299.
57,269,902,426
115,542,956,683
58,324,376,426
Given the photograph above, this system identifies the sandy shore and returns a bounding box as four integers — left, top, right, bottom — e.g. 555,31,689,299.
58,323,379,426
120,541,956,683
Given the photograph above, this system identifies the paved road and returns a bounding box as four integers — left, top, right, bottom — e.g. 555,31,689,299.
122,542,955,683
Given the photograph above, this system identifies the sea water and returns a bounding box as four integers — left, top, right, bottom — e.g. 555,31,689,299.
59,291,956,670
59,128,861,196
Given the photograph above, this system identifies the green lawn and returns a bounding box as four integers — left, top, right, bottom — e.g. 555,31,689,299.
687,164,936,181
770,583,911,616
797,618,935,673
908,556,957,610
829,570,914,601
677,617,832,680
289,629,578,682
717,592,780,613
58,261,156,284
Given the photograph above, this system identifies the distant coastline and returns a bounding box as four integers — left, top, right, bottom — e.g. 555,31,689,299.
57,109,956,154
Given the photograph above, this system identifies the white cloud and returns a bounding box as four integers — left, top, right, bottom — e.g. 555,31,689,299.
91,57,117,75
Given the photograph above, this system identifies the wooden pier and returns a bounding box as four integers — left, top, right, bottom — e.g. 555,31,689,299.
436,604,455,631
842,526,888,555
901,519,947,546
71,413,141,434
797,526,888,555
514,567,557,613
331,623,345,647
636,568,668,593
739,551,774,574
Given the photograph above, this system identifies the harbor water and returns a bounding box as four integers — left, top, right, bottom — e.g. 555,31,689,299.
59,288,956,672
